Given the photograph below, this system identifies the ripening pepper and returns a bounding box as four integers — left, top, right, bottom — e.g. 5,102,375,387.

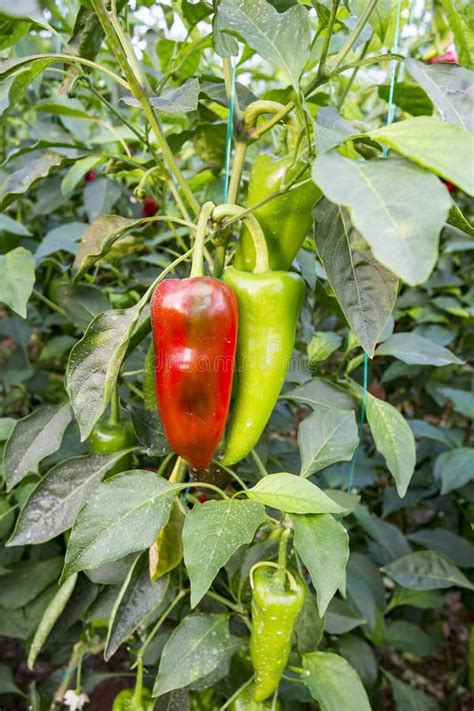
221,267,304,466
150,203,238,469
428,49,458,64
234,155,321,272
250,566,305,702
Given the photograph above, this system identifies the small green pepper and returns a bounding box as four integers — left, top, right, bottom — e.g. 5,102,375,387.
234,155,321,272
250,565,305,702
112,687,154,711
89,416,135,476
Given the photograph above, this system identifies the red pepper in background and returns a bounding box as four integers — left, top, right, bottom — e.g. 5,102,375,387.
85,170,97,182
142,196,159,218
150,203,238,469
428,49,458,64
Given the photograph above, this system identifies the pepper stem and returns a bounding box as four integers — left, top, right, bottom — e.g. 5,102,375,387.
190,201,215,277
275,527,291,589
212,203,270,274
243,100,299,152
131,655,143,706
108,386,120,427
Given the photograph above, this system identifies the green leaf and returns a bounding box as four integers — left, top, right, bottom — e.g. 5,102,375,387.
0,247,35,318
0,558,63,610
298,408,359,478
153,613,229,696
62,470,180,580
353,505,411,563
314,200,398,356
426,385,474,419
338,635,378,689
73,214,139,279
122,78,200,113
387,586,442,611
219,0,310,89
312,152,451,286
303,651,372,711
378,82,433,117
408,528,474,568
365,394,416,497
367,117,474,195
27,574,77,671
283,378,355,411
448,203,474,237
383,551,474,591
385,670,440,710
105,556,169,660
35,222,88,263
308,331,342,365
183,499,265,608
66,305,143,440
324,598,366,635
292,514,349,615
61,155,106,197
0,18,30,50
386,620,437,657
0,663,25,697
439,0,474,69
376,332,464,366
0,151,65,208
0,60,51,117
7,452,133,546
406,59,474,134
434,448,474,493
57,283,111,331
0,213,32,236
4,402,72,491
246,472,346,514
295,587,324,654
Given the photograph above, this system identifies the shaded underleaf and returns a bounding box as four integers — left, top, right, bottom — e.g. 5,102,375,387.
292,514,349,615
312,152,451,285
153,614,229,697
35,222,87,263
27,574,77,670
314,201,398,356
367,117,474,195
407,58,474,134
353,505,411,564
324,598,366,635
183,499,265,608
57,282,111,331
105,556,169,660
283,378,355,411
365,394,416,497
0,213,31,236
7,451,133,545
385,670,440,710
246,472,346,515
383,551,474,591
408,528,474,569
376,332,463,366
0,247,35,318
4,402,72,491
62,470,180,580
219,0,310,88
298,408,359,478
73,214,139,279
0,151,65,208
303,651,372,711
338,635,378,689
0,558,63,610
122,78,200,113
66,305,143,440
434,447,474,493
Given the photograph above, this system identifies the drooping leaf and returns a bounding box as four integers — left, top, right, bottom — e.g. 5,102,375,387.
376,332,463,366
385,670,440,711
406,58,474,133
219,0,310,88
4,403,72,491
298,408,359,478
365,394,416,497
0,151,66,208
183,499,265,607
73,214,139,279
153,614,230,696
0,247,35,318
292,514,349,615
314,200,398,356
7,451,133,545
434,448,474,493
408,528,474,569
62,470,180,580
122,78,201,113
383,551,474,591
283,378,355,411
246,473,346,515
66,305,143,440
312,152,451,286
303,651,372,711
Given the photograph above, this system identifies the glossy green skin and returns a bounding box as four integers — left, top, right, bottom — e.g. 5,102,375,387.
222,268,305,466
112,688,154,711
249,567,305,702
229,684,282,710
89,420,135,475
234,155,321,272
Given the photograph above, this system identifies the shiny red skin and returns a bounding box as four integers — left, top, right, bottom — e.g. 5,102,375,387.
428,50,458,64
150,277,238,469
142,196,159,218
85,170,97,182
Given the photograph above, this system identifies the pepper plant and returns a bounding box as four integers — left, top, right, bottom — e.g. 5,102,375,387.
0,1,473,710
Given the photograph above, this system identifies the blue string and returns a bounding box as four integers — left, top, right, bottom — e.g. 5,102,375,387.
347,0,404,491
223,60,236,202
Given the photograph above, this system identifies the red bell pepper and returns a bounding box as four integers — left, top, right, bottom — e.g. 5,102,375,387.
428,49,458,64
150,203,238,469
